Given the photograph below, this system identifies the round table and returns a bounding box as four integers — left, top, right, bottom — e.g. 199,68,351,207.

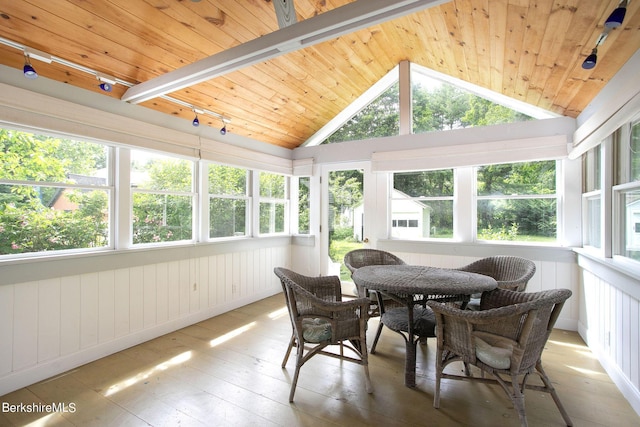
353,264,497,387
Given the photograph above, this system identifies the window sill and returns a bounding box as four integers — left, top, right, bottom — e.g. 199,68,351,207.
573,247,640,282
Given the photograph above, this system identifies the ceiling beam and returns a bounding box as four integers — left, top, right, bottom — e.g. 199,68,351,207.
273,0,298,29
121,0,448,104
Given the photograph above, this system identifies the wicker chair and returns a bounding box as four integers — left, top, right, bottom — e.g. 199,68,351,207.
456,256,536,310
456,256,536,292
344,249,410,351
427,288,573,427
344,249,407,308
274,267,373,402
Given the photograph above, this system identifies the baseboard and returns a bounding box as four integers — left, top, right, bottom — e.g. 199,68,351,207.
578,321,640,418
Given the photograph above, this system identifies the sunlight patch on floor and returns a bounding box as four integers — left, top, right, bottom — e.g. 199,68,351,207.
268,306,288,320
547,339,588,350
23,413,57,426
104,351,192,397
209,322,256,347
566,365,606,377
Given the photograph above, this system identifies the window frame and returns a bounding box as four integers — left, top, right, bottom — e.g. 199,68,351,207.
129,149,197,247
256,171,289,236
612,117,640,264
0,126,115,258
474,160,559,244
390,169,455,240
206,163,251,240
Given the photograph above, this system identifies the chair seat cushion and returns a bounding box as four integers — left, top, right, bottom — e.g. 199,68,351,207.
473,332,515,369
302,318,332,342
381,306,436,337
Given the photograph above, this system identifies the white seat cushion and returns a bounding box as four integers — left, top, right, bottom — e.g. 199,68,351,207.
473,332,515,370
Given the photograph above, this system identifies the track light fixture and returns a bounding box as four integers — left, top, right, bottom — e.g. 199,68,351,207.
583,1,628,70
582,48,598,70
96,73,116,92
22,47,52,79
192,109,203,127
220,118,231,135
23,56,37,79
605,0,628,28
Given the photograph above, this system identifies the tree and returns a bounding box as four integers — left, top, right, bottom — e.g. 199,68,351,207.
477,161,556,240
131,157,193,244
325,83,399,143
324,79,533,143
209,165,247,238
0,129,109,254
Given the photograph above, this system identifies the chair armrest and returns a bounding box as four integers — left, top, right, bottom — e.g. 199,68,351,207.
292,283,370,315
426,299,531,325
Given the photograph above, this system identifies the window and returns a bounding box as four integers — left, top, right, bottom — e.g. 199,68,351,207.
583,145,602,248
392,170,454,239
259,172,287,234
208,164,249,238
296,176,311,234
0,127,111,256
323,82,399,144
131,150,194,245
614,119,640,262
476,161,557,242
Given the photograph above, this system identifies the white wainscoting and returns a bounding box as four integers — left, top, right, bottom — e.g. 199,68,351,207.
0,240,290,395
577,252,640,417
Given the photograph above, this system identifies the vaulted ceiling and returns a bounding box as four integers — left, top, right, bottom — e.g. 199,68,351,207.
0,1,639,149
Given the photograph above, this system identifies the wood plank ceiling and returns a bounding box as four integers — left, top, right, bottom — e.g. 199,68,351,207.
0,1,639,149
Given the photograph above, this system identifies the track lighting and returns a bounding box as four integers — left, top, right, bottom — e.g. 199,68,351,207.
96,73,116,92
583,1,627,70
582,48,598,69
22,47,52,79
23,56,37,79
605,0,627,29
3,38,233,129
220,118,231,135
192,109,203,127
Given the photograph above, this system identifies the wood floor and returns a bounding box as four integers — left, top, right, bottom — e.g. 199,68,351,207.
1,294,638,426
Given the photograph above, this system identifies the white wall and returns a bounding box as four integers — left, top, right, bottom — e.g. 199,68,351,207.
576,252,640,416
0,239,290,395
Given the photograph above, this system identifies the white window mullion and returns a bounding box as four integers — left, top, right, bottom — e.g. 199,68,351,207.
455,167,474,242
116,147,131,249
197,160,207,242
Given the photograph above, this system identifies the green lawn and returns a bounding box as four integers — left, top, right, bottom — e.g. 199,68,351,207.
330,239,362,281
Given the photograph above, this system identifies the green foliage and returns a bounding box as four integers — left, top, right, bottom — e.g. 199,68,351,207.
477,223,520,241
325,83,400,143
323,80,533,144
297,177,310,234
477,161,556,196
328,233,361,280
209,165,248,238
0,191,108,254
258,172,286,234
132,193,193,244
328,170,363,232
209,164,246,195
1,129,110,255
